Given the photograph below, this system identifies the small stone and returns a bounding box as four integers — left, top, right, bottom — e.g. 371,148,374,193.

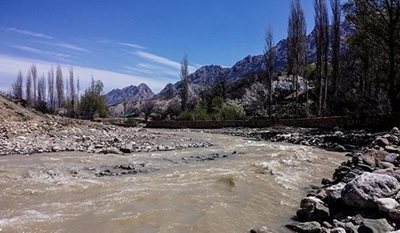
389,208,400,222
385,153,399,163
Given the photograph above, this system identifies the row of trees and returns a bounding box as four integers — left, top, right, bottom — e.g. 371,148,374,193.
11,65,107,119
263,0,399,117
12,65,80,113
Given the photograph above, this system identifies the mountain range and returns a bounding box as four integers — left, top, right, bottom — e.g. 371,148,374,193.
105,22,351,108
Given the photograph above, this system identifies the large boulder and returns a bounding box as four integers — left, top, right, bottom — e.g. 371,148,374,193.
341,172,400,209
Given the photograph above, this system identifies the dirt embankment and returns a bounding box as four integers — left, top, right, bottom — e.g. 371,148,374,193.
0,94,210,156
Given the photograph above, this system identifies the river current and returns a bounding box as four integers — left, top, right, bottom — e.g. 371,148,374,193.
0,130,344,233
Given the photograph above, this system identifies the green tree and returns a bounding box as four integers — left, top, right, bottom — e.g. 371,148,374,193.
78,78,108,119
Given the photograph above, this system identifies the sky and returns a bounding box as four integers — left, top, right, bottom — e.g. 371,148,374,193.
0,0,317,93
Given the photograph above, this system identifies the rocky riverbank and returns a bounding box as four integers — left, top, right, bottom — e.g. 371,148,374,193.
251,127,400,233
198,127,379,152
0,117,210,156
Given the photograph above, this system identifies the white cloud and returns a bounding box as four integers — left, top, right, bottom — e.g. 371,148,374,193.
10,45,72,58
42,42,91,53
118,42,146,50
2,27,53,39
124,63,179,78
135,51,197,73
0,54,169,93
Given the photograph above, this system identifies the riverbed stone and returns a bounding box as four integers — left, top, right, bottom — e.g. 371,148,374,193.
341,172,400,209
330,228,345,233
325,182,346,201
375,137,390,147
388,207,400,222
385,153,399,163
249,226,275,233
286,221,322,233
376,198,399,213
358,218,393,233
119,144,134,153
391,127,400,136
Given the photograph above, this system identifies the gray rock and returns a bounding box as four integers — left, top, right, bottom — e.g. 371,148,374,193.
385,153,399,163
341,172,400,209
391,127,400,136
378,161,395,169
297,197,329,222
119,144,134,153
286,221,322,233
376,198,399,213
249,226,275,233
388,208,400,222
334,145,346,152
358,218,393,233
51,145,62,152
330,228,346,233
395,191,400,202
375,137,390,147
325,182,346,201
385,146,399,154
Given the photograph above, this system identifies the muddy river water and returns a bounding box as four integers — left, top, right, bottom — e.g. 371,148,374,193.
0,130,344,233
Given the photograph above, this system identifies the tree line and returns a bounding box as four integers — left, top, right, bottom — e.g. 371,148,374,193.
174,0,400,121
11,65,107,119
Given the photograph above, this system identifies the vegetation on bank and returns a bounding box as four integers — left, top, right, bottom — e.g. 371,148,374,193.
10,65,107,119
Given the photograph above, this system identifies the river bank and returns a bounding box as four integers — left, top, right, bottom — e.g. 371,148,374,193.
282,127,400,233
0,117,210,156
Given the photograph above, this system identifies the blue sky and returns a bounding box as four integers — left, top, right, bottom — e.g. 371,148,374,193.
0,0,317,93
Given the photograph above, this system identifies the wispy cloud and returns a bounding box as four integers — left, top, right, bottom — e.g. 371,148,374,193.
10,45,71,58
2,27,53,39
0,54,168,93
124,63,179,78
43,42,91,53
135,51,181,70
10,45,72,59
118,42,146,50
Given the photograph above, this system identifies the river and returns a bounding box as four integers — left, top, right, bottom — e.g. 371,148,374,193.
0,130,344,233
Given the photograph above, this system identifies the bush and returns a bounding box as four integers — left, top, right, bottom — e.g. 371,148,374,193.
218,100,245,120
